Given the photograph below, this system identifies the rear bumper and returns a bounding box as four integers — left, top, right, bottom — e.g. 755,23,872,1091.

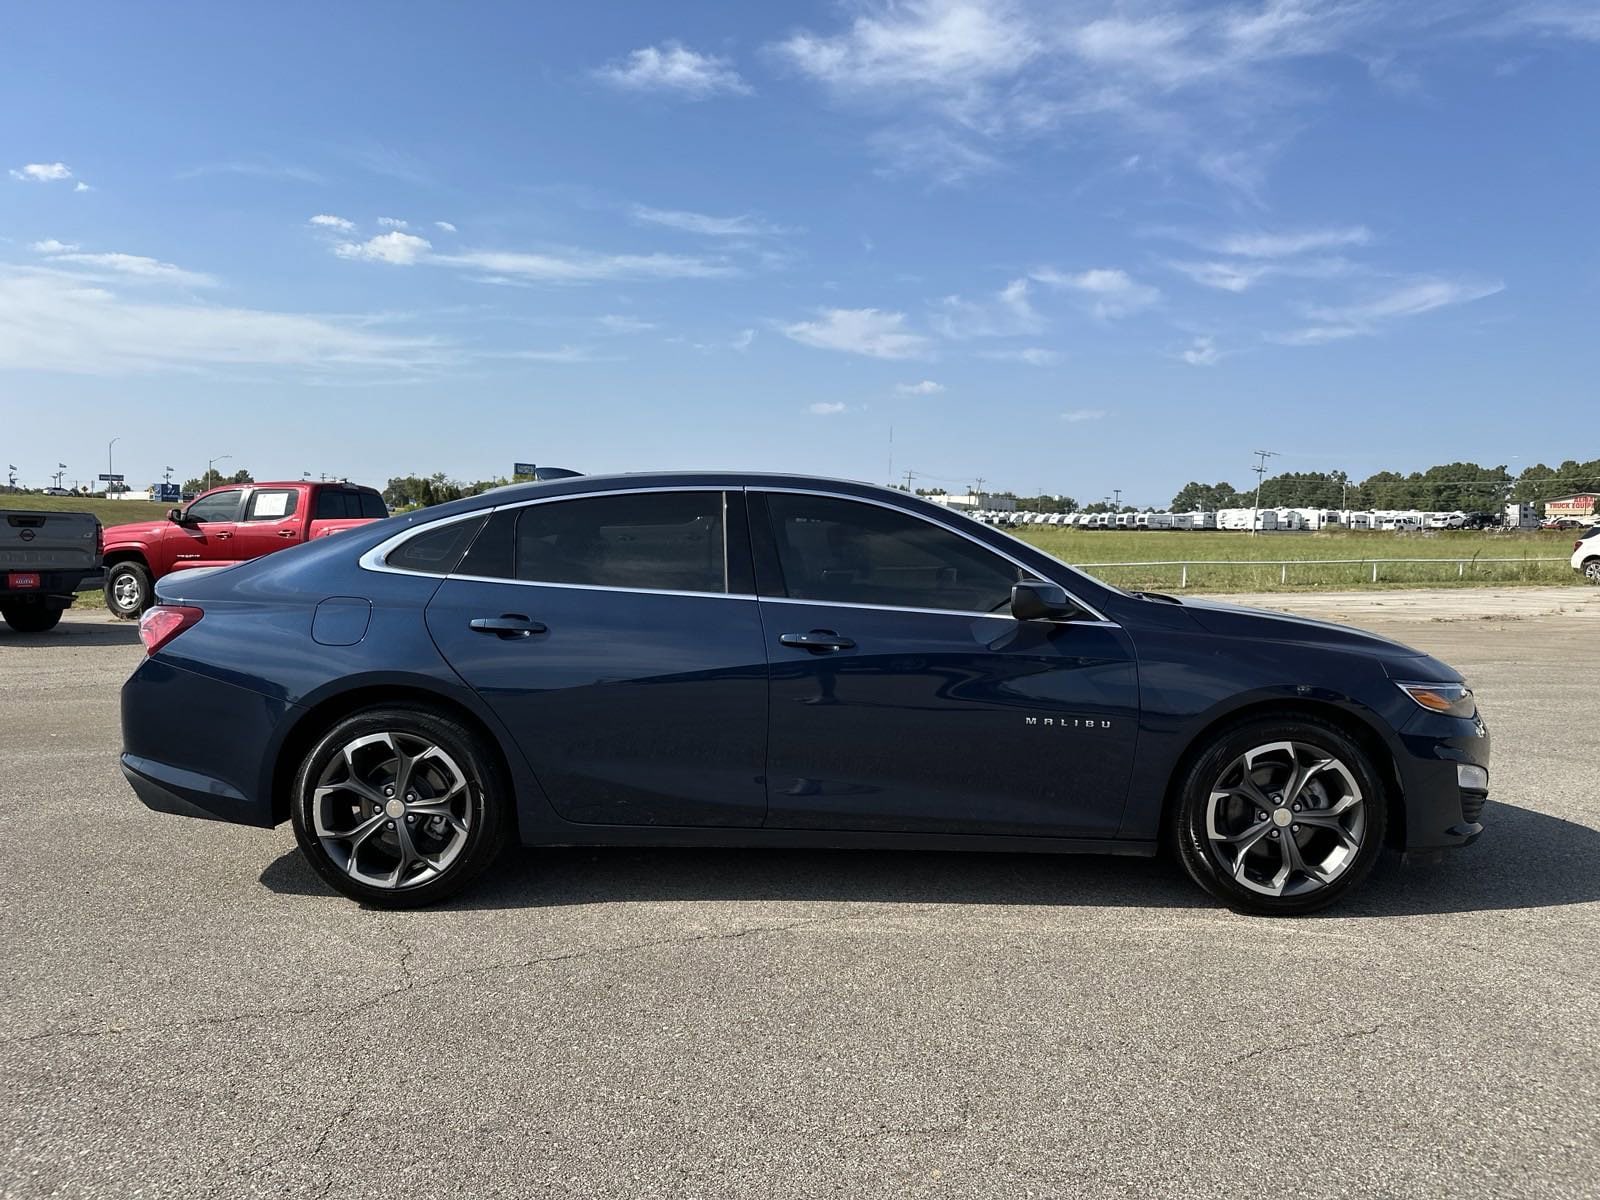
1395,710,1491,852
120,657,290,828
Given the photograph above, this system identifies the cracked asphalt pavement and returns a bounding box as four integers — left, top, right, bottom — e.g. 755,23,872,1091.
3,592,1599,1198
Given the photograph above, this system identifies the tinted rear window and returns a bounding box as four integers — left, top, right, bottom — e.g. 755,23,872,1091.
316,489,387,520
384,516,487,575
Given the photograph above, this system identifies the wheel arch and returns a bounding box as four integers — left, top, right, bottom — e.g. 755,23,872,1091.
1159,697,1406,851
103,548,151,570
269,683,521,833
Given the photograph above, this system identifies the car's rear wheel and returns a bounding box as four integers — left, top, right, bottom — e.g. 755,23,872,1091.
2,601,63,633
291,705,510,908
105,561,152,619
1583,558,1600,584
1170,717,1387,915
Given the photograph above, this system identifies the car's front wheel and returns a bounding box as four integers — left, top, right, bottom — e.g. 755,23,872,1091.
104,561,152,619
1170,717,1387,915
291,705,511,908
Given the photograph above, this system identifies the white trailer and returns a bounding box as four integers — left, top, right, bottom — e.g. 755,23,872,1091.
1505,503,1540,529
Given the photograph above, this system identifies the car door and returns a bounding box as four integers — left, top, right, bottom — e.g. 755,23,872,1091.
750,489,1139,838
422,488,770,828
231,486,304,560
169,487,244,569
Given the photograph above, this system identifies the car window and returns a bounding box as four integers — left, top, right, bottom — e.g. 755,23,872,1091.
763,493,1024,614
315,489,357,519
359,492,388,519
243,488,299,521
185,489,243,523
455,492,726,593
385,515,487,575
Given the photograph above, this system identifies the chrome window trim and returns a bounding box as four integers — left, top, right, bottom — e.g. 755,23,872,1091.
755,485,1114,625
359,481,1115,625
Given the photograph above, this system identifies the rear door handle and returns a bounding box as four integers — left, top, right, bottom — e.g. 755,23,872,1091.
469,614,547,639
779,631,856,652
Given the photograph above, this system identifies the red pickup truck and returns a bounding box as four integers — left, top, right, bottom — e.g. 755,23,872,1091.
102,480,388,618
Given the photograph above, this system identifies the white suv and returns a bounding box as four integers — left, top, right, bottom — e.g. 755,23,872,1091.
1573,525,1600,583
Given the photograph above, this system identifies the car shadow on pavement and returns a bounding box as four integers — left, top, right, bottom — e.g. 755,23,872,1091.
0,621,140,647
258,800,1600,918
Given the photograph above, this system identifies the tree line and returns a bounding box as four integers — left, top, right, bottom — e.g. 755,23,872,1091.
1167,460,1600,514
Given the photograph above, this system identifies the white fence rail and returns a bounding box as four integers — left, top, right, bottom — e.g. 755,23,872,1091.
1075,556,1570,588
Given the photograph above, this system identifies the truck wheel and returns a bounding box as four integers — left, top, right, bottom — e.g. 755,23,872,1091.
2,602,64,633
105,562,153,620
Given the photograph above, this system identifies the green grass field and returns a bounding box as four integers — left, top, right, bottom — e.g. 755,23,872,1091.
4,493,1586,597
1013,527,1581,592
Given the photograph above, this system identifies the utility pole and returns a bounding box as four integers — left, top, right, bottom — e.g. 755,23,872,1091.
887,426,893,489
902,469,916,492
1113,488,1122,509
1251,449,1279,535
107,437,120,496
973,476,986,501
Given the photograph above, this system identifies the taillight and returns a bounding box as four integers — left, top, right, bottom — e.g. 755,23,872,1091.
1577,540,1585,553
96,524,104,558
138,605,203,655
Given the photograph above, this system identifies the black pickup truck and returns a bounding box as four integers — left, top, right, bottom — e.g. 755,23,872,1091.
1,509,102,633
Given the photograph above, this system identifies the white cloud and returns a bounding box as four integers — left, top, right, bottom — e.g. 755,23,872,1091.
39,251,217,288
895,379,944,395
435,221,458,233
595,42,751,98
596,314,656,334
10,162,73,182
73,181,92,192
731,328,756,351
933,277,1042,338
1211,227,1372,258
377,216,409,229
980,346,1059,366
30,239,79,254
632,205,789,238
1061,408,1107,423
1275,278,1504,345
1181,336,1220,366
438,247,736,283
808,401,848,415
499,346,600,363
868,126,1002,185
309,214,355,231
782,307,931,359
0,267,446,374
1031,266,1159,318
1166,259,1272,293
334,231,433,265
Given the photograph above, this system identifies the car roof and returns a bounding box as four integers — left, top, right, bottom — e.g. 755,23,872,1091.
465,470,908,505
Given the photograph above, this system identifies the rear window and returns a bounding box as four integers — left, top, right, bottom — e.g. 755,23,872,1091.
384,516,487,575
315,488,388,520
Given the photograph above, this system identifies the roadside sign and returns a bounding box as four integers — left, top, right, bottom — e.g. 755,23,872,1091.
513,462,536,477
98,473,125,482
154,483,181,502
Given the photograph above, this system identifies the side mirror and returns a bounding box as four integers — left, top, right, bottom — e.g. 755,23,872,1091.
1011,580,1076,621
166,508,185,523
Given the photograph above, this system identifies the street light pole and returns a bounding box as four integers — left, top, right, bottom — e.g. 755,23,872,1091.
107,437,120,496
207,454,232,491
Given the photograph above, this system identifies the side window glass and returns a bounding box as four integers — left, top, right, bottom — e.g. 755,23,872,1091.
185,489,243,523
513,492,725,593
244,489,298,521
385,516,487,575
764,493,1022,614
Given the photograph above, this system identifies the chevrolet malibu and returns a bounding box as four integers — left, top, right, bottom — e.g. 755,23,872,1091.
121,473,1489,914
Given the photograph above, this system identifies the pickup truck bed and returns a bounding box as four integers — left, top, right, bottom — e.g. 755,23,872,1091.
1,510,102,633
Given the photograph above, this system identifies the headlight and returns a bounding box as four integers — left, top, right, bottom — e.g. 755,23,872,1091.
1396,681,1477,718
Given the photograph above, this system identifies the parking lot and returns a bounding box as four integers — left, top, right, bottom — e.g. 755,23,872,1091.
3,589,1598,1199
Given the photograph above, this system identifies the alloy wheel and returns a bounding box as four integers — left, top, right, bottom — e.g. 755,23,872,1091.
1586,560,1600,584
1204,740,1366,899
311,731,472,889
112,573,143,611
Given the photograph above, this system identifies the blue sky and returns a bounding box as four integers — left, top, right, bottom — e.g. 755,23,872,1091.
3,1,1598,503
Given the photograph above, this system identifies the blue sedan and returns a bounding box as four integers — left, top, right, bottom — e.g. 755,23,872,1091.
120,473,1489,914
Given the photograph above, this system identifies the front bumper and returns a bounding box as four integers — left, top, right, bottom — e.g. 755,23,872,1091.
1394,708,1491,852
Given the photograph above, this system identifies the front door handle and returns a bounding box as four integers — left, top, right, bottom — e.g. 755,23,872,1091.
277,529,297,538
779,631,856,652
469,614,547,639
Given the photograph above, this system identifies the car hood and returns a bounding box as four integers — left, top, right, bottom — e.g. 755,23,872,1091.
104,519,169,542
1177,596,1433,663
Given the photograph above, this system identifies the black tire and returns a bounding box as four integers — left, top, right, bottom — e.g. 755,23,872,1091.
1168,716,1388,916
291,704,511,908
2,602,64,633
104,561,153,620
1583,558,1600,585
